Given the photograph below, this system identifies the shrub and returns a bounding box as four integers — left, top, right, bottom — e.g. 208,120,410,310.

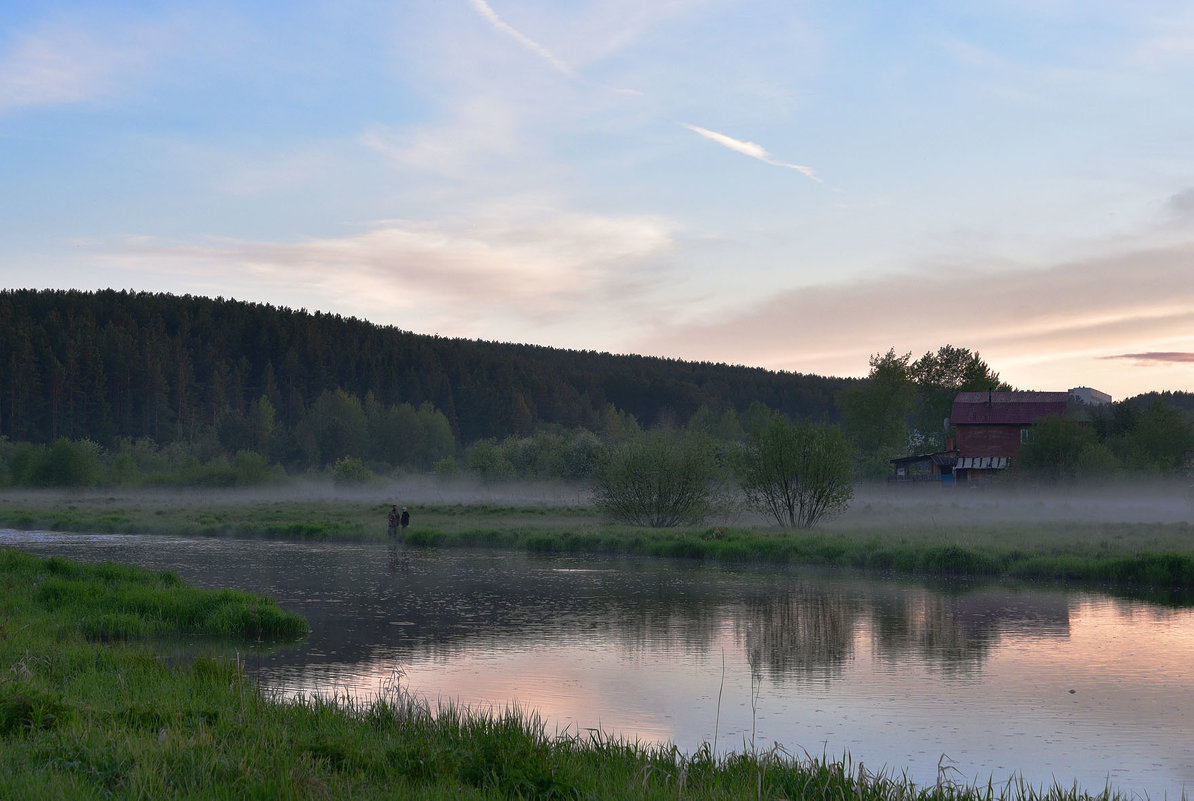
232,450,274,485
739,415,854,529
468,439,516,483
331,456,373,486
29,438,104,488
592,430,720,527
434,456,460,478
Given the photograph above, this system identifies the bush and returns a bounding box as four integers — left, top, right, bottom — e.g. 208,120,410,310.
468,439,516,483
232,450,275,485
3,441,44,485
332,455,373,485
30,438,104,488
107,453,142,486
739,415,853,529
592,430,721,527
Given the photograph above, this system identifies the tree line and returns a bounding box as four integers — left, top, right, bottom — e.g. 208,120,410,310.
0,289,1189,493
0,289,849,450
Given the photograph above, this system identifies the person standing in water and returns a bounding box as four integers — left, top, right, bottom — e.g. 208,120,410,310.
387,505,400,537
400,506,410,531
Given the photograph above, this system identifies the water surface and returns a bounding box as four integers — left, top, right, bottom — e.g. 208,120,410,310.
4,530,1192,799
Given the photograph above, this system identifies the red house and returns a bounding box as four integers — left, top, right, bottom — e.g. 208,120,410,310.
951,391,1070,480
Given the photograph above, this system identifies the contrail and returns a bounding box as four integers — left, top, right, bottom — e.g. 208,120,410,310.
468,0,576,78
684,124,821,183
465,2,823,184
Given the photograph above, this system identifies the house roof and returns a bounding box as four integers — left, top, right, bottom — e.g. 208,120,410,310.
888,451,959,470
951,391,1069,426
889,451,958,467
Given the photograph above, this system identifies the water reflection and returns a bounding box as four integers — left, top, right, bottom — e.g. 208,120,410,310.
870,588,1071,677
738,586,860,680
3,530,1193,799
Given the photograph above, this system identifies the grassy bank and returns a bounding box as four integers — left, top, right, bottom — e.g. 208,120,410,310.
0,549,1151,799
0,490,592,541
2,489,1193,598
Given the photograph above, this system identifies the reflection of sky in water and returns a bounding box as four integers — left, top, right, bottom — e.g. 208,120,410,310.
4,530,1193,798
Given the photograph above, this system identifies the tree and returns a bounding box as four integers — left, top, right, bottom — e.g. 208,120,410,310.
247,395,277,455
910,345,1010,451
739,415,853,528
838,349,914,477
30,437,104,488
411,402,456,470
305,389,368,465
1108,400,1193,473
1013,416,1104,481
467,438,516,483
592,430,720,527
911,345,1007,393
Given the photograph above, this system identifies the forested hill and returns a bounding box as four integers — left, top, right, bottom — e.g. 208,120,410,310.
0,289,853,447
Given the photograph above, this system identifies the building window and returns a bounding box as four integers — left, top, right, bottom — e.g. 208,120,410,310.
1020,428,1031,444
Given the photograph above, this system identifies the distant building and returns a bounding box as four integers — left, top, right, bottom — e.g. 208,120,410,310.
891,388,1111,485
890,451,958,483
950,391,1070,481
1069,386,1112,406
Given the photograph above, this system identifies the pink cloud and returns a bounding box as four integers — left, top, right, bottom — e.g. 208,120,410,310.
1105,352,1194,364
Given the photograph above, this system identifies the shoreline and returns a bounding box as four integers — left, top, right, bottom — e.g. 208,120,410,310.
1,547,1169,800
2,482,1192,602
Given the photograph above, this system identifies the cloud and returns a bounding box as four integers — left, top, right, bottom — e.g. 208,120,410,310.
1104,352,1194,364
683,124,821,182
0,17,178,113
359,96,523,181
635,239,1194,393
93,212,676,336
1165,188,1194,219
468,0,576,78
1126,7,1194,69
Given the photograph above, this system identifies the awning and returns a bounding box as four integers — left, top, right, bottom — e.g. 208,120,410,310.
956,456,1009,470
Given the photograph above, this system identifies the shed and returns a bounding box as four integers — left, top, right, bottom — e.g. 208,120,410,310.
890,451,959,484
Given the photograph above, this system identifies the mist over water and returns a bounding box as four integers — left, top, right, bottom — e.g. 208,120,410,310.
839,480,1194,527
11,475,1190,528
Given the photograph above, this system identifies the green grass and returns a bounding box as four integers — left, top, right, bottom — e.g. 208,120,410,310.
3,489,1193,600
0,492,594,542
0,549,1163,799
1,548,309,642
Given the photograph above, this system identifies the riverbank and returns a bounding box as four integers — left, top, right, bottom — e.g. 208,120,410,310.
2,485,1192,599
0,549,1154,800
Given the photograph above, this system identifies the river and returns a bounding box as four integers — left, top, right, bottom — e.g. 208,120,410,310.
3,529,1192,799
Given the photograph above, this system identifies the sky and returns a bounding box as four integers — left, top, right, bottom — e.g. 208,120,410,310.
2,0,1193,400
